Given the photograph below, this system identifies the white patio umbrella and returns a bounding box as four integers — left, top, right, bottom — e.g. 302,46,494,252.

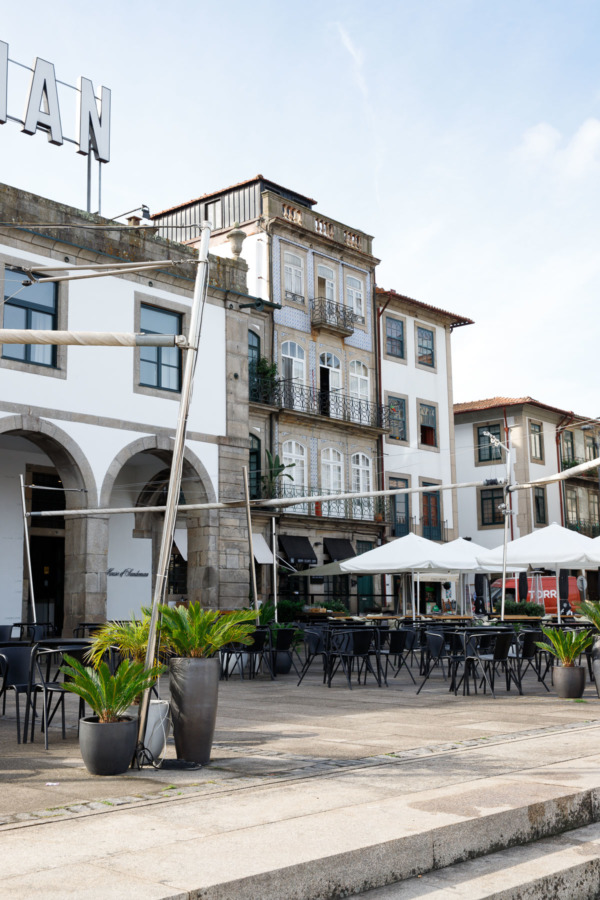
339,532,443,575
476,523,600,623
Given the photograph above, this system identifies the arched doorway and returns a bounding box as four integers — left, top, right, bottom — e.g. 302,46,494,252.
100,436,218,617
0,415,97,635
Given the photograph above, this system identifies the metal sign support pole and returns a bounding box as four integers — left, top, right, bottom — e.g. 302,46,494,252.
136,223,211,759
19,475,37,624
243,467,260,622
272,517,278,624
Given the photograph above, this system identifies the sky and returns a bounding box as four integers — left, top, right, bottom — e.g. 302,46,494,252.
1,0,599,415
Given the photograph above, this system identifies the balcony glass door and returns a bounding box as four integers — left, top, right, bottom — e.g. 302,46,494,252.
422,485,441,541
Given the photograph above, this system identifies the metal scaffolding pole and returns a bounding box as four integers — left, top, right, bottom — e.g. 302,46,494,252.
135,222,212,761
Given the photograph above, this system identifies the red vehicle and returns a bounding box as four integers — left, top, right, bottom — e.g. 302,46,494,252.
490,575,580,615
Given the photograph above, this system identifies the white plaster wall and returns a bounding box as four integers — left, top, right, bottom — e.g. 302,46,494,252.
106,513,152,619
209,232,268,300
0,240,226,437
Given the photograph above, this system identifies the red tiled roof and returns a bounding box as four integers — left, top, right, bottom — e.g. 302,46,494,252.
375,287,473,327
152,175,317,219
454,396,575,418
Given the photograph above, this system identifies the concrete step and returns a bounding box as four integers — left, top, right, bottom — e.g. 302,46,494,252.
352,821,600,899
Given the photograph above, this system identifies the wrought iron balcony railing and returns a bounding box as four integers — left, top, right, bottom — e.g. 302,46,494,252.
310,297,356,333
562,456,599,475
259,483,392,521
417,520,449,542
566,519,600,538
249,375,390,428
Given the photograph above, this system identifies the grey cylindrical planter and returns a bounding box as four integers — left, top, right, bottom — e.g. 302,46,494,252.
591,637,600,699
79,716,137,776
552,665,586,699
169,657,220,765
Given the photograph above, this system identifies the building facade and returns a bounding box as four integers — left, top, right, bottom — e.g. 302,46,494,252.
454,397,600,549
0,184,252,634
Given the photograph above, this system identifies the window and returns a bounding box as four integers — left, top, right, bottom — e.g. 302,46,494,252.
248,330,260,399
284,251,304,302
2,268,57,367
140,305,182,391
417,326,435,367
390,476,409,536
317,264,335,301
422,484,441,540
351,453,373,519
419,403,437,447
481,487,504,527
346,275,364,322
281,341,305,410
585,434,597,461
530,422,543,461
565,487,578,525
319,352,342,418
534,486,547,526
386,317,404,358
389,397,407,442
562,431,575,463
349,360,369,423
478,425,502,462
589,491,599,526
249,435,261,500
321,448,343,516
282,440,307,513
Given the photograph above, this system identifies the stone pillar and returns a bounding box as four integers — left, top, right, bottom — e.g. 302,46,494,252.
63,515,109,636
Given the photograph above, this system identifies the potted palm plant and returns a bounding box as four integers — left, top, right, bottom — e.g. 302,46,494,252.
536,627,593,699
60,655,165,776
159,604,257,764
86,613,171,760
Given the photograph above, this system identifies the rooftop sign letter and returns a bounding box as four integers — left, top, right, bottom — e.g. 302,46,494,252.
22,57,63,146
77,77,110,163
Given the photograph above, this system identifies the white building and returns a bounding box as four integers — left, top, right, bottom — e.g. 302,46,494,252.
453,396,600,550
0,183,252,634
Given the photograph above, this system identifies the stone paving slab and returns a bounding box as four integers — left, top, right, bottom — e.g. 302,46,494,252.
0,670,599,897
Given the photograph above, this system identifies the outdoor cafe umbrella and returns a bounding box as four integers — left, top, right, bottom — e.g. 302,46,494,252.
476,522,600,623
339,532,442,575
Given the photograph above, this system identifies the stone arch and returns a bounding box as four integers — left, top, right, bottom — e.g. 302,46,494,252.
0,414,101,635
100,435,219,608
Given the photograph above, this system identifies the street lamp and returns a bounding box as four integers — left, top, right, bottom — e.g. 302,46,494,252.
483,430,513,621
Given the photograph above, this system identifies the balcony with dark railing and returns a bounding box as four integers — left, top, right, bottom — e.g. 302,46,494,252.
259,483,391,521
249,375,390,430
310,297,356,335
566,519,600,538
561,456,599,479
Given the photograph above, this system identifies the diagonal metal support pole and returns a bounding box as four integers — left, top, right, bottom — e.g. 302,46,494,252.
135,222,211,763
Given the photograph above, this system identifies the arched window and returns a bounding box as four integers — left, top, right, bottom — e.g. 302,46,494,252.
319,351,342,417
248,330,260,400
281,341,305,410
351,452,373,520
349,360,370,424
249,434,261,500
282,440,307,513
321,447,344,517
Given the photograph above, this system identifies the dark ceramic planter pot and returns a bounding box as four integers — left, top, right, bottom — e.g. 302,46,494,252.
169,657,220,765
79,715,137,776
552,665,586,699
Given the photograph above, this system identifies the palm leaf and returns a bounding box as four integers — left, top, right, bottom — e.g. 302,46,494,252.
60,654,165,723
536,627,593,667
159,604,257,658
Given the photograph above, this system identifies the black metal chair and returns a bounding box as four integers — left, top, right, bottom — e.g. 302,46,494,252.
327,628,382,689
25,645,87,750
478,632,519,694
380,629,416,685
296,627,330,686
508,630,549,692
417,631,462,695
0,644,37,742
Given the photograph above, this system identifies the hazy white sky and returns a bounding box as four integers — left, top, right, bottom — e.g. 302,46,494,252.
2,1,599,415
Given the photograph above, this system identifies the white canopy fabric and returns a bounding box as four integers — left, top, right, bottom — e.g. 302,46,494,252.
433,537,509,573
339,532,443,575
476,523,600,570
